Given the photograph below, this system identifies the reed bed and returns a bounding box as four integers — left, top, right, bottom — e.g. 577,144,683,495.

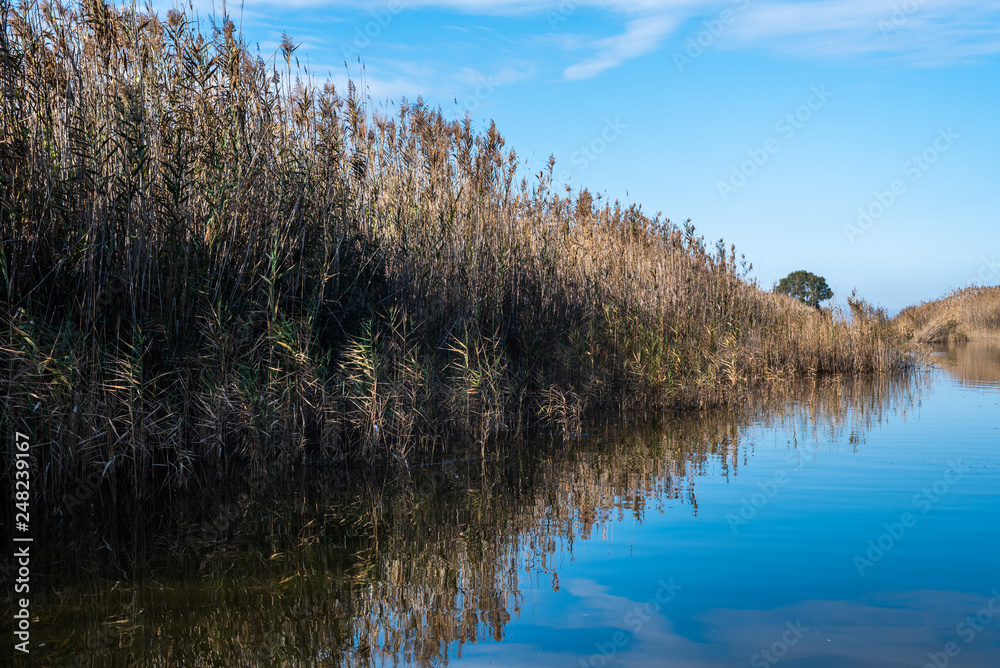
895,286,1000,343
1,1,911,506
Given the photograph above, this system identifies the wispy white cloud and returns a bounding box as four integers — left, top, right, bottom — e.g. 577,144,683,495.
559,0,1000,76
160,0,1000,83
311,67,431,101
456,65,533,86
729,0,1000,62
563,14,680,79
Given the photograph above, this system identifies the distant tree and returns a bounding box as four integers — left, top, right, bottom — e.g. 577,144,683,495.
775,270,834,308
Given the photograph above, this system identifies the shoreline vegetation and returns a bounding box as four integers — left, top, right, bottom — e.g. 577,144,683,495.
895,286,1000,344
1,1,910,510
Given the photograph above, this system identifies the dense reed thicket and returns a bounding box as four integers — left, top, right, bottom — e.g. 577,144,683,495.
0,1,910,504
896,286,1000,343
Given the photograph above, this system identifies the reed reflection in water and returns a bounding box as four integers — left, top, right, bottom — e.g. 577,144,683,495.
28,370,933,668
932,341,1000,389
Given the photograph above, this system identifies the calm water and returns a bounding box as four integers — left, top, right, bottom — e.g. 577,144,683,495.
26,343,1000,667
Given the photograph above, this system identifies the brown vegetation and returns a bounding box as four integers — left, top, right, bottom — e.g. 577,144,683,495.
895,286,1000,343
0,1,910,507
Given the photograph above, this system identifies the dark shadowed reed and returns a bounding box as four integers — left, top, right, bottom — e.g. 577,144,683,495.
0,1,911,512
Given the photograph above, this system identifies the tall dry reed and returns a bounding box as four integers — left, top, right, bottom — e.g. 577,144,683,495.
0,1,911,506
896,286,1000,343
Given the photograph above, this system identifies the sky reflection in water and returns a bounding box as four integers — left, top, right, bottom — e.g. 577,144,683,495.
458,344,1000,668
32,344,1000,667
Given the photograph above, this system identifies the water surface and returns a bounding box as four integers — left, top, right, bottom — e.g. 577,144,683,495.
29,344,1000,667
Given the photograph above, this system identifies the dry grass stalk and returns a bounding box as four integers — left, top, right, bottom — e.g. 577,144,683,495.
895,286,1000,343
1,1,912,507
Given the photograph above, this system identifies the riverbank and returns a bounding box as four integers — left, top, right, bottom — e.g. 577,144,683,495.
1,2,910,509
895,286,1000,343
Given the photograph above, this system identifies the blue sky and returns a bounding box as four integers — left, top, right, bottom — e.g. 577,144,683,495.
190,0,999,312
